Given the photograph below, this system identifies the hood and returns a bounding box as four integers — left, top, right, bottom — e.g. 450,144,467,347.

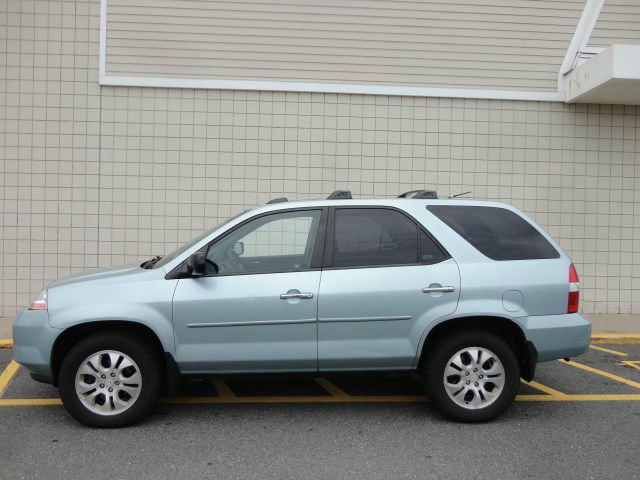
47,264,143,289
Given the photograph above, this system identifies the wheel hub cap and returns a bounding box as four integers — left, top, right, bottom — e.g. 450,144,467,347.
74,350,142,416
442,347,505,410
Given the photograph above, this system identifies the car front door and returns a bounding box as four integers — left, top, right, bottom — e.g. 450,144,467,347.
318,207,460,370
172,208,326,373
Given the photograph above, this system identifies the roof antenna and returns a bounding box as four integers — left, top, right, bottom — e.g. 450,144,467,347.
448,190,472,199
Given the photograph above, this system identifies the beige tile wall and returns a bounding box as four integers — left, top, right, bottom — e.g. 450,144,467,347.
1,0,639,318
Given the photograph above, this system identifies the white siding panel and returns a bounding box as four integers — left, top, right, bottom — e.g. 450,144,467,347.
590,0,640,46
104,0,587,92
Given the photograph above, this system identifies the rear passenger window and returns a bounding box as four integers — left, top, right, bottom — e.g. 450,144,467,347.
332,208,447,268
421,230,447,264
427,205,559,261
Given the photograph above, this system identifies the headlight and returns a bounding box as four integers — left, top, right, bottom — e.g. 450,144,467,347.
29,289,47,310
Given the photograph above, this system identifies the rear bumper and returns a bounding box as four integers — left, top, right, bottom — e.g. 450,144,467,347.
514,313,591,362
12,309,61,382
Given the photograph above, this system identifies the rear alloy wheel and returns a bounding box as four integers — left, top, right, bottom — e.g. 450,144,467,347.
443,346,505,410
422,329,519,422
58,332,162,427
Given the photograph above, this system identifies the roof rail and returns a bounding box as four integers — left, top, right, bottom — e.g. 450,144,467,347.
327,190,353,200
398,190,438,199
267,197,288,204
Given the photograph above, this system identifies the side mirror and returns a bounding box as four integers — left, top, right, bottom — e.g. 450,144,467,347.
186,252,207,276
233,241,244,256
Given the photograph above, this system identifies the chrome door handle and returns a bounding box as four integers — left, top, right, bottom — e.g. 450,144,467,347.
280,292,314,300
422,286,455,293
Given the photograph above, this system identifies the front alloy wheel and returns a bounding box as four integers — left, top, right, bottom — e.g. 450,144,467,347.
75,350,142,415
59,331,162,427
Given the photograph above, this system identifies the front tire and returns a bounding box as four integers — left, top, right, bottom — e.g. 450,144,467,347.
58,331,162,427
422,329,519,422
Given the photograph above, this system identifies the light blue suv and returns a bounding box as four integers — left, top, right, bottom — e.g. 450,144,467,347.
13,190,591,426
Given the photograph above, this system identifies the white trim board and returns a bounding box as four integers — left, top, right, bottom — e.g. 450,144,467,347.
558,0,606,92
97,0,563,102
99,75,563,102
99,0,106,80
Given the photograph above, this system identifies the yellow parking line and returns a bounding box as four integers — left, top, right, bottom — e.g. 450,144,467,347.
591,334,640,345
621,360,640,372
589,345,629,357
314,378,348,396
162,394,428,404
515,394,640,401
212,379,235,398
0,398,62,406
559,359,640,390
521,379,567,397
0,339,13,349
0,361,21,398
1,393,640,407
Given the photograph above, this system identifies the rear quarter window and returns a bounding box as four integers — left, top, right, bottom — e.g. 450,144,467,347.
427,205,559,261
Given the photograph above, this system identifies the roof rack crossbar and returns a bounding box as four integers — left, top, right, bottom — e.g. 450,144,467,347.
326,190,353,200
398,190,438,199
267,197,288,204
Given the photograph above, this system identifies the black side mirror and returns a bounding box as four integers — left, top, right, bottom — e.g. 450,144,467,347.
186,251,207,276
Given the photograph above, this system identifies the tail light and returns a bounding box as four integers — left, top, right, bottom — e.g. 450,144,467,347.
567,264,579,313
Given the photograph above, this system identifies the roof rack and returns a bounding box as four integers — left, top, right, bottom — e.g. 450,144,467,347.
327,190,353,200
398,190,438,199
267,197,288,204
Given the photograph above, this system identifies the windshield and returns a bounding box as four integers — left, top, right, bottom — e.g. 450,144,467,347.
152,210,248,269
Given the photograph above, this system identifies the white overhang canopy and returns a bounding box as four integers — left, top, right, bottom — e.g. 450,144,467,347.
565,45,640,104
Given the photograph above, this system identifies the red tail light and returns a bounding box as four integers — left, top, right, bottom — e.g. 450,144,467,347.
567,264,579,313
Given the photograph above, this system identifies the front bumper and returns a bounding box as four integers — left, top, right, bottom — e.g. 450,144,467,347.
12,309,62,382
514,312,591,362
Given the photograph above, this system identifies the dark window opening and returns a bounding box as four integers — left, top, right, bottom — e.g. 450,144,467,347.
332,208,446,268
427,205,559,261
420,230,447,264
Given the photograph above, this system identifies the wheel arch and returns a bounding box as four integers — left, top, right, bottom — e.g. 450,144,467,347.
50,320,178,389
415,315,536,381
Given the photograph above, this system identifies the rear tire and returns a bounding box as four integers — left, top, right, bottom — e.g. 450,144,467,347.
58,331,162,427
421,328,519,422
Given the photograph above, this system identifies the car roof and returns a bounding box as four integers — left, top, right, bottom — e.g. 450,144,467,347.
252,197,514,214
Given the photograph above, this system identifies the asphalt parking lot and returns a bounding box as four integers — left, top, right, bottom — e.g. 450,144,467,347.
1,340,639,480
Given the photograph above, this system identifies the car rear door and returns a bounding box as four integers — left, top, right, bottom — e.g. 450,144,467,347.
317,207,460,371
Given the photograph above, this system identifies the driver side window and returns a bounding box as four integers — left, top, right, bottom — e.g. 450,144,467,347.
206,210,322,275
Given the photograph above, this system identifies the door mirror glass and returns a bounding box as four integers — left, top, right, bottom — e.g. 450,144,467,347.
233,241,245,256
186,251,208,276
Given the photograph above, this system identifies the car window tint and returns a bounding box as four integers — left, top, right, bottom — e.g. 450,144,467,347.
207,210,321,275
420,230,447,264
332,209,418,267
427,205,559,261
